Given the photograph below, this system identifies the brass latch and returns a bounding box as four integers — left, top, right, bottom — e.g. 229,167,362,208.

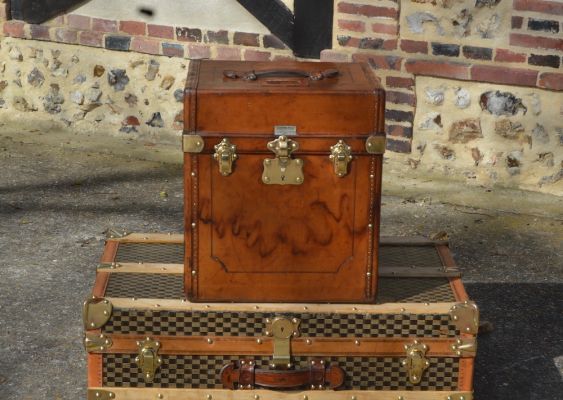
451,337,477,357
84,332,113,353
262,136,304,185
449,301,479,335
83,296,112,330
87,390,115,400
213,138,238,176
401,340,429,384
329,140,352,177
135,337,162,383
265,316,300,369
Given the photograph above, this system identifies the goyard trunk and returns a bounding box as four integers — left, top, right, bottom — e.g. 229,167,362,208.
182,60,386,303
85,232,477,400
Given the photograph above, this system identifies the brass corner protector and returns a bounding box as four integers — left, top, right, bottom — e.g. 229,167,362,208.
83,297,112,330
451,337,477,357
105,228,130,239
87,389,115,400
445,393,473,400
183,134,204,153
365,135,386,154
84,332,113,353
401,340,429,385
449,301,479,335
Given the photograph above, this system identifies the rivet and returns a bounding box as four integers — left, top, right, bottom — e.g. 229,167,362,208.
369,174,374,179
303,306,308,310
191,270,196,275
311,360,316,365
306,339,312,345
368,224,373,229
181,299,187,303
161,267,167,271
241,360,246,365
303,396,308,400
254,395,260,400
400,308,406,312
424,302,429,306
287,363,292,368
109,394,115,399
90,322,95,327
453,315,458,320
466,327,471,332
460,397,465,400
254,306,259,310
132,297,137,301
295,177,302,183
191,222,196,228
207,338,213,344
366,272,371,277
352,307,358,311
397,397,404,400
154,304,160,308
157,394,163,399
292,318,298,324
354,339,360,346
320,360,324,365
256,339,263,344
265,318,271,324
447,397,452,400
351,397,357,400
265,331,271,336
144,236,149,240
206,395,212,400
263,176,270,182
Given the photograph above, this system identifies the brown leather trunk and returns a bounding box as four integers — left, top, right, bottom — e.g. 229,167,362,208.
182,60,386,303
86,234,476,400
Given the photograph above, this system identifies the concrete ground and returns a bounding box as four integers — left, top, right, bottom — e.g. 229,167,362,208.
0,131,562,399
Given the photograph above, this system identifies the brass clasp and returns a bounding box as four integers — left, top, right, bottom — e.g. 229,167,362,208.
329,140,352,177
265,316,300,369
135,337,162,383
262,136,304,185
401,340,430,384
213,138,238,176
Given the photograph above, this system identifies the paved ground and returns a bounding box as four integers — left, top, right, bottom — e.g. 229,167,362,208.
0,135,561,399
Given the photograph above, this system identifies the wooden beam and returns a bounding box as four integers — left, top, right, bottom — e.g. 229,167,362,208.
10,0,87,24
294,0,333,58
236,0,294,49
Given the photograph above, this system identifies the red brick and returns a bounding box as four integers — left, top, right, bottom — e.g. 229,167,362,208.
371,22,398,35
92,18,118,32
3,20,25,37
386,124,413,139
216,47,241,60
513,0,563,15
78,30,103,47
495,48,527,63
320,49,350,62
337,2,398,19
511,16,524,29
162,43,184,58
338,19,365,32
386,91,416,107
538,72,563,91
233,32,260,47
471,65,538,87
67,14,91,30
273,55,294,61
130,37,160,54
244,49,271,61
353,53,402,70
119,20,146,36
382,39,398,50
510,33,563,51
386,138,412,153
147,24,174,39
29,24,50,40
386,76,414,89
400,39,428,54
54,27,78,44
405,59,470,80
187,44,211,59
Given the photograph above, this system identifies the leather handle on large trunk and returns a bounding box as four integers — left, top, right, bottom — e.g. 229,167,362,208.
220,359,345,390
223,69,339,81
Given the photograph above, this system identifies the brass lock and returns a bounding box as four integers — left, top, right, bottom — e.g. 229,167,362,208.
262,136,304,185
213,138,238,176
135,337,162,383
329,140,352,177
265,316,300,369
401,340,429,384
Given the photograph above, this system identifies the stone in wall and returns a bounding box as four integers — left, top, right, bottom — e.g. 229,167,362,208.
449,118,482,143
452,9,472,38
506,150,522,175
145,60,159,81
93,65,105,77
173,89,184,102
108,69,129,91
475,0,501,8
494,119,524,140
146,112,164,128
9,46,23,61
532,124,549,145
27,68,45,87
471,147,483,166
43,84,64,114
419,112,442,130
160,75,175,90
454,88,471,109
424,86,445,105
406,12,444,35
434,144,455,160
475,14,500,38
480,91,527,116
537,152,554,168
124,93,138,107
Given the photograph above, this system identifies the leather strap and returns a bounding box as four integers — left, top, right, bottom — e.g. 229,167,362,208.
223,69,339,81
220,359,345,390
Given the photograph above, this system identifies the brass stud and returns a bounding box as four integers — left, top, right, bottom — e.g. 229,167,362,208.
292,318,298,324
157,394,163,399
287,363,292,368
303,306,308,310
254,306,259,310
400,308,406,312
295,177,302,183
306,339,312,345
351,397,357,400
191,270,196,275
256,338,263,344
263,176,270,183
354,339,360,346
206,395,212,400
352,307,358,311
424,302,429,306
369,174,375,179
368,224,373,229
397,397,404,400
154,304,160,308
303,396,308,400
366,272,371,277
207,338,213,344
191,222,196,228
254,395,260,400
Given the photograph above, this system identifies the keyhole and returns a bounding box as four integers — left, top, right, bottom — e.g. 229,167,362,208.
280,326,285,333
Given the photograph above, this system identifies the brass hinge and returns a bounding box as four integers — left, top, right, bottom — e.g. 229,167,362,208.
135,337,162,383
97,262,122,271
451,337,477,357
84,332,113,353
401,340,429,384
449,301,480,335
183,134,204,153
87,389,115,400
105,228,130,239
83,296,112,330
445,394,474,400
265,316,300,369
365,135,386,154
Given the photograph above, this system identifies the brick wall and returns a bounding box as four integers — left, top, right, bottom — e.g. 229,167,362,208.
322,0,563,153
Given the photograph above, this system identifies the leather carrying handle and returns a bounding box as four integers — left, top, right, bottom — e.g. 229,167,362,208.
224,69,339,81
220,359,345,390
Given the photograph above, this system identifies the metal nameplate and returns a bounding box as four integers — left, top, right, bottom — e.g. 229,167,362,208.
274,125,297,136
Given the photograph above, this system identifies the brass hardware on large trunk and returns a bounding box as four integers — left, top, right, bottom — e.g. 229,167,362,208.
265,317,300,369
365,135,386,154
262,136,304,185
87,390,115,400
135,337,162,383
329,140,353,177
183,134,205,153
84,332,112,353
401,340,430,384
449,301,479,335
213,138,238,176
105,228,130,239
451,337,477,357
83,296,112,330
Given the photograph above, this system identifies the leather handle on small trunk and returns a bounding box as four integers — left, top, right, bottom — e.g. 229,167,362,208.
220,359,345,390
224,69,339,81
